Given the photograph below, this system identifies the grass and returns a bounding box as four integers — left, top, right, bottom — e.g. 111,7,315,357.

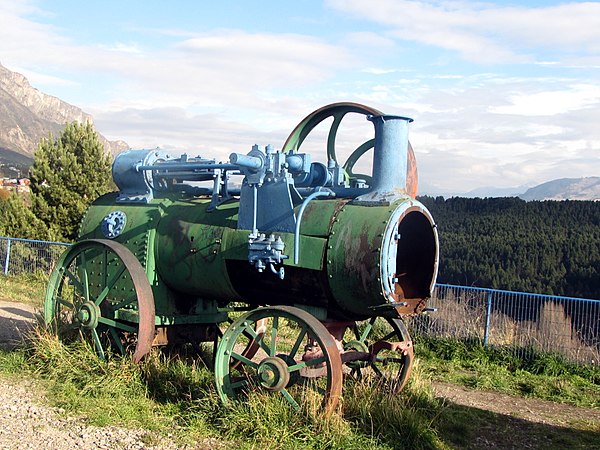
1,273,598,449
415,336,600,409
1,330,456,450
3,328,597,450
0,272,47,305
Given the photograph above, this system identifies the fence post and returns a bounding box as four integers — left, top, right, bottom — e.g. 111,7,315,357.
3,238,11,275
483,290,493,347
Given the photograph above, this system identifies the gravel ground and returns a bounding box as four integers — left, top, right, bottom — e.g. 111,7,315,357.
0,377,186,450
0,302,223,450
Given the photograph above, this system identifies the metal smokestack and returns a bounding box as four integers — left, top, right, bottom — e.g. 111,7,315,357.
354,114,414,205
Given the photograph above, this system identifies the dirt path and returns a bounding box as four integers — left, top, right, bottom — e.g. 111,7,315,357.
0,300,38,349
1,300,598,449
433,381,600,428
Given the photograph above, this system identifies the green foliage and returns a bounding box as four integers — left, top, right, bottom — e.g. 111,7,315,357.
29,122,113,241
420,196,600,299
0,192,52,240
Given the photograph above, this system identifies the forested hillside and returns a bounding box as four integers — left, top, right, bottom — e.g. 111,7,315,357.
419,196,600,299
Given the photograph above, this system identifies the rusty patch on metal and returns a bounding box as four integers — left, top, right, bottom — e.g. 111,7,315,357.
406,143,418,198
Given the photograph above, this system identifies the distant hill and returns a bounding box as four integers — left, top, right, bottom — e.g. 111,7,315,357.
0,62,127,171
0,148,32,178
463,185,532,199
426,177,600,201
519,177,600,201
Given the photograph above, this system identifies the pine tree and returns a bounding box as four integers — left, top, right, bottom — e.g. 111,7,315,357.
0,192,50,240
29,122,114,241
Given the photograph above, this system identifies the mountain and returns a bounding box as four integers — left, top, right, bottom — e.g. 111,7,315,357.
462,184,533,198
0,62,127,174
519,177,600,201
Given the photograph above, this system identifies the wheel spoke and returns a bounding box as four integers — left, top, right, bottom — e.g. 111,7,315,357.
289,327,308,359
77,251,90,302
359,317,376,342
374,356,404,365
94,265,126,306
57,297,75,310
303,355,327,367
230,377,251,390
230,351,259,369
109,327,125,354
299,378,327,396
243,325,272,356
327,113,345,162
280,389,301,411
91,328,106,360
287,355,326,372
372,363,384,378
63,268,85,296
270,316,279,357
98,316,137,333
379,330,397,342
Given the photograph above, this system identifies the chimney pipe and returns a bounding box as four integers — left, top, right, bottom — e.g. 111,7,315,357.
353,114,414,205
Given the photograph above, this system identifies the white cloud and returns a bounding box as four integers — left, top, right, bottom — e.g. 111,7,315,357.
490,84,600,116
327,0,600,64
2,0,599,194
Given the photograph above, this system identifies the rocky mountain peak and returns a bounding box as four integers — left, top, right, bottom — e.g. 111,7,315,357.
0,62,127,159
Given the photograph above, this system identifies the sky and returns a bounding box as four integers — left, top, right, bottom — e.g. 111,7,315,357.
1,0,599,195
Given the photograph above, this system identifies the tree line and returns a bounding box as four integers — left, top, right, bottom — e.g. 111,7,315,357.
419,196,600,299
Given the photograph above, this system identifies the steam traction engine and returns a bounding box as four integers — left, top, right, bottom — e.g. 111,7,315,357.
44,103,439,414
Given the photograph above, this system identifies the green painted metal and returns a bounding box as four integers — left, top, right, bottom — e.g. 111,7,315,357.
325,197,437,318
75,185,436,328
44,239,155,361
214,305,343,415
326,201,393,317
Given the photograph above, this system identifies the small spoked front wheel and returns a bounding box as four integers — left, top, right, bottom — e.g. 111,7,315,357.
214,305,343,415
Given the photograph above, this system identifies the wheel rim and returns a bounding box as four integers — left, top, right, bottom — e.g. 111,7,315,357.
44,239,155,362
215,305,342,416
344,317,414,392
282,102,418,196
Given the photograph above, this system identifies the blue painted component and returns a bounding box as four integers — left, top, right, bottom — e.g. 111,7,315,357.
247,233,289,278
354,115,413,205
101,211,127,239
112,149,174,203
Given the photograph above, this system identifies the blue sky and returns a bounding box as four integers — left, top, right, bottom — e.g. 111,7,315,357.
1,0,599,194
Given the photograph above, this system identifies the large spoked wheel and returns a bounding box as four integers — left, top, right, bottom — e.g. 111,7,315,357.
44,239,155,362
282,102,418,196
215,306,343,416
344,317,414,392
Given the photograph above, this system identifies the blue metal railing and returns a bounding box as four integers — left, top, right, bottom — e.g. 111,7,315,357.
411,283,600,365
0,236,71,276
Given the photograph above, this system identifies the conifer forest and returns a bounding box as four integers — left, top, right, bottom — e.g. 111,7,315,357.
419,196,600,299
